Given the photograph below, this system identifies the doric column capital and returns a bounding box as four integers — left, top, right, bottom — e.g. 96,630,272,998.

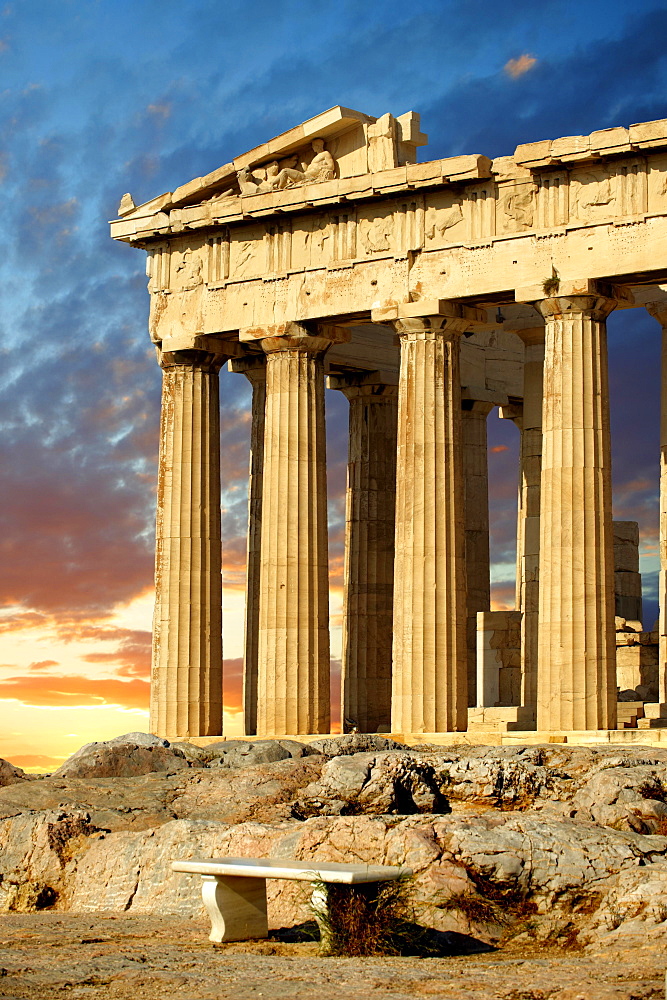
391,314,470,340
646,300,667,327
157,347,226,373
516,277,631,317
254,322,348,357
535,294,617,322
261,330,336,356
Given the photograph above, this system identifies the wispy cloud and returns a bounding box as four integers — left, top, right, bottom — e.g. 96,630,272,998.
504,54,537,79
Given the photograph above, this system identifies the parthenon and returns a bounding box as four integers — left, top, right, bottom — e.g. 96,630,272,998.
111,107,667,740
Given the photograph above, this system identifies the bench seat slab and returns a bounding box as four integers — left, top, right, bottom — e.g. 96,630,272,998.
201,875,269,943
173,857,411,883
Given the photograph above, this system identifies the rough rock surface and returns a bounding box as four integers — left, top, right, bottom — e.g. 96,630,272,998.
0,756,29,786
4,736,667,969
307,733,408,756
51,732,189,779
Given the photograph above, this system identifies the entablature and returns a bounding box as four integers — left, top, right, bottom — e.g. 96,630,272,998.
111,110,667,349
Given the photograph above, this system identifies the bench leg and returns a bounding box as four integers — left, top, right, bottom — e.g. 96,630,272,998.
200,875,269,943
310,885,333,954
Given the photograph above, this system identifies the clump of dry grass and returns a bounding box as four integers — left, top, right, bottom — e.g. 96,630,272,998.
311,875,422,957
438,890,507,927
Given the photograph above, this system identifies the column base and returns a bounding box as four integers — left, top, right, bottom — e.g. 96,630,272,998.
164,728,667,747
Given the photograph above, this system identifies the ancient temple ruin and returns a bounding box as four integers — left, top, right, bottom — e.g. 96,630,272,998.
111,107,667,739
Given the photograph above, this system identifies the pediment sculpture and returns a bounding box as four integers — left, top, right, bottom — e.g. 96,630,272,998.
212,139,336,203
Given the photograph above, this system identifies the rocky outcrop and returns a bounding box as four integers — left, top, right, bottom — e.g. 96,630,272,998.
306,734,408,757
3,735,667,952
51,732,189,779
0,758,29,787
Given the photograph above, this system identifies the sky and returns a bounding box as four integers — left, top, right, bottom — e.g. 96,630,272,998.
1,0,666,771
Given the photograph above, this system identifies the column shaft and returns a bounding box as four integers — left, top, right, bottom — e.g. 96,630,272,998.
392,317,468,732
462,401,493,706
257,333,332,735
242,363,266,736
517,330,545,717
336,378,398,733
537,295,616,731
151,349,224,738
647,304,667,704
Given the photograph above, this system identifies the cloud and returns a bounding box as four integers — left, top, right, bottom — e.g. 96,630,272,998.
504,54,537,79
490,445,509,454
0,673,149,709
147,103,171,119
28,660,58,671
423,8,667,161
81,628,151,679
491,583,516,611
6,753,65,769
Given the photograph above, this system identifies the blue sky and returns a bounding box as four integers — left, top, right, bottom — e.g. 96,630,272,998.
1,0,666,766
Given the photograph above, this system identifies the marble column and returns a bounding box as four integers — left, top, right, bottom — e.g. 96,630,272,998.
229,356,266,736
536,293,617,731
151,348,226,738
329,372,398,733
647,303,667,707
501,329,545,720
462,399,493,707
257,327,333,735
391,313,470,733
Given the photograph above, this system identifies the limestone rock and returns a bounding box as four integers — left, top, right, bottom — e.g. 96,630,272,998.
169,757,325,824
0,772,178,831
3,739,667,954
0,756,325,832
572,762,667,832
0,758,29,787
294,751,449,817
52,734,188,779
307,734,408,757
203,739,312,768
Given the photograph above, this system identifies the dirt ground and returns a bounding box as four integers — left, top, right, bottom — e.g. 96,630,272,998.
0,913,664,1000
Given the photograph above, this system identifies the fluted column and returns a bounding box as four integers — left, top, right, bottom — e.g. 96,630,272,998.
462,399,494,706
257,327,333,735
151,348,226,738
502,329,545,720
391,313,471,732
329,372,398,733
229,356,266,736
536,293,617,731
647,302,667,706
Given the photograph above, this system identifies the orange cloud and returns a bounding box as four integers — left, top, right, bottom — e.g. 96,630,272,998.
0,611,48,634
490,445,509,454
28,660,59,670
7,753,65,769
81,628,151,679
491,583,516,611
223,657,243,714
0,673,149,709
504,54,537,79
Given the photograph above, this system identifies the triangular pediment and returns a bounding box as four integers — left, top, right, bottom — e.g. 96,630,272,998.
117,106,428,218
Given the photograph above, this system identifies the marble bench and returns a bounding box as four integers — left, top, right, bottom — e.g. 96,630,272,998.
172,856,412,943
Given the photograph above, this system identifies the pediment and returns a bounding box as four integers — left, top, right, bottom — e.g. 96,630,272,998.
117,106,428,218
